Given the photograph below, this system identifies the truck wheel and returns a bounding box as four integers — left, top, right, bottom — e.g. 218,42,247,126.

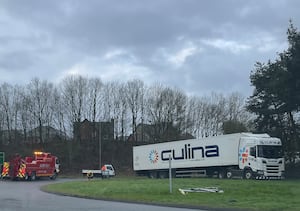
31,172,36,181
244,170,253,179
25,173,29,181
101,174,108,179
50,172,57,180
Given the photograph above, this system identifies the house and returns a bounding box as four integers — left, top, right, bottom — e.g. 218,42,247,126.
0,129,23,145
128,122,194,143
27,126,67,143
73,119,114,142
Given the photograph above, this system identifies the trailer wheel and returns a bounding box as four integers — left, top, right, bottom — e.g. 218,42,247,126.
148,171,157,179
218,170,225,179
226,170,233,179
244,169,253,180
31,172,36,181
158,171,168,179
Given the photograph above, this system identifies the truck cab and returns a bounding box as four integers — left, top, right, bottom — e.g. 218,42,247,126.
101,164,115,177
239,136,285,179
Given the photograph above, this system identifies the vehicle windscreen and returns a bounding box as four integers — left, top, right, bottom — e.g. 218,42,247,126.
257,145,283,159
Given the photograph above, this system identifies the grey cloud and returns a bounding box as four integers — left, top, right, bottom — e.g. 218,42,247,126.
0,0,300,96
0,51,36,70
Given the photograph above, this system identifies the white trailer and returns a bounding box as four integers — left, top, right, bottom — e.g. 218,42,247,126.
133,133,285,179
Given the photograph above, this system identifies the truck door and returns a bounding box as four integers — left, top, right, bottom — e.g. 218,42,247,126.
55,158,60,173
106,165,115,176
248,146,258,171
103,165,115,177
239,145,258,170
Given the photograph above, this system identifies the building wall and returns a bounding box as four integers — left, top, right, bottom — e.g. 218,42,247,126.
73,119,114,142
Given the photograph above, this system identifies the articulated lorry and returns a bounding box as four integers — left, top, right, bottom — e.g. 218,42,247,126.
133,133,285,179
1,152,60,181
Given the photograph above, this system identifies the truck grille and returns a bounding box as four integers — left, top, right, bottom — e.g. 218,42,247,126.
266,165,280,174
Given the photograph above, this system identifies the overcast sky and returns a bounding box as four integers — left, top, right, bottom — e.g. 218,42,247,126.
0,0,299,97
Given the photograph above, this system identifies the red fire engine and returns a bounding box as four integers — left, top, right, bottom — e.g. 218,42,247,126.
1,152,60,181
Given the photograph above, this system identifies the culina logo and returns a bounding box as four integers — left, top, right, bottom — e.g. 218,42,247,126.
161,144,219,161
149,150,159,163
239,147,248,164
149,144,219,164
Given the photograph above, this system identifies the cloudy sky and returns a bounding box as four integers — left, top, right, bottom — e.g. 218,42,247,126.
0,0,299,97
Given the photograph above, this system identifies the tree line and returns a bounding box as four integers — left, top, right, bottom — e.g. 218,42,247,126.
0,76,250,145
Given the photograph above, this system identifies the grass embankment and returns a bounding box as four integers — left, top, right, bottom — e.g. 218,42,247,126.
42,177,300,211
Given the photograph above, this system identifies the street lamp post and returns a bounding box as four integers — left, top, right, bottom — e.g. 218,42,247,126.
99,123,102,168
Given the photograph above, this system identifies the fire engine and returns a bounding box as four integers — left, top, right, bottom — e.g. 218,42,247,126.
1,152,60,181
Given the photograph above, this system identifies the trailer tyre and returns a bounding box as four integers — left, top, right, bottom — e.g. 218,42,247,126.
244,169,253,180
148,171,157,179
158,171,168,179
218,170,225,179
226,170,233,179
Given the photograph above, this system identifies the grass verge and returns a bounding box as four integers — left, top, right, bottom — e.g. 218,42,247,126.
42,177,300,211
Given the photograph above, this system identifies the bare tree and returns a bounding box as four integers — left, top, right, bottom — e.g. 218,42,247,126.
185,96,205,138
223,92,253,133
171,88,188,138
145,84,187,142
87,78,103,122
226,92,245,121
118,83,129,141
11,85,23,142
125,79,145,142
0,83,14,143
0,110,4,145
27,78,54,144
61,75,88,126
187,92,249,138
19,89,32,144
101,82,114,121
51,87,69,139
106,81,129,141
202,93,227,137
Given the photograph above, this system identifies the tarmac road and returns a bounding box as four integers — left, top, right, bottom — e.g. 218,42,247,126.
0,178,206,211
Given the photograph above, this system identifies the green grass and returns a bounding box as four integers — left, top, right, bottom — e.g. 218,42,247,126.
42,177,300,211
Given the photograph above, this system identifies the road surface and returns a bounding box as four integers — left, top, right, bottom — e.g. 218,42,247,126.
0,178,206,211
